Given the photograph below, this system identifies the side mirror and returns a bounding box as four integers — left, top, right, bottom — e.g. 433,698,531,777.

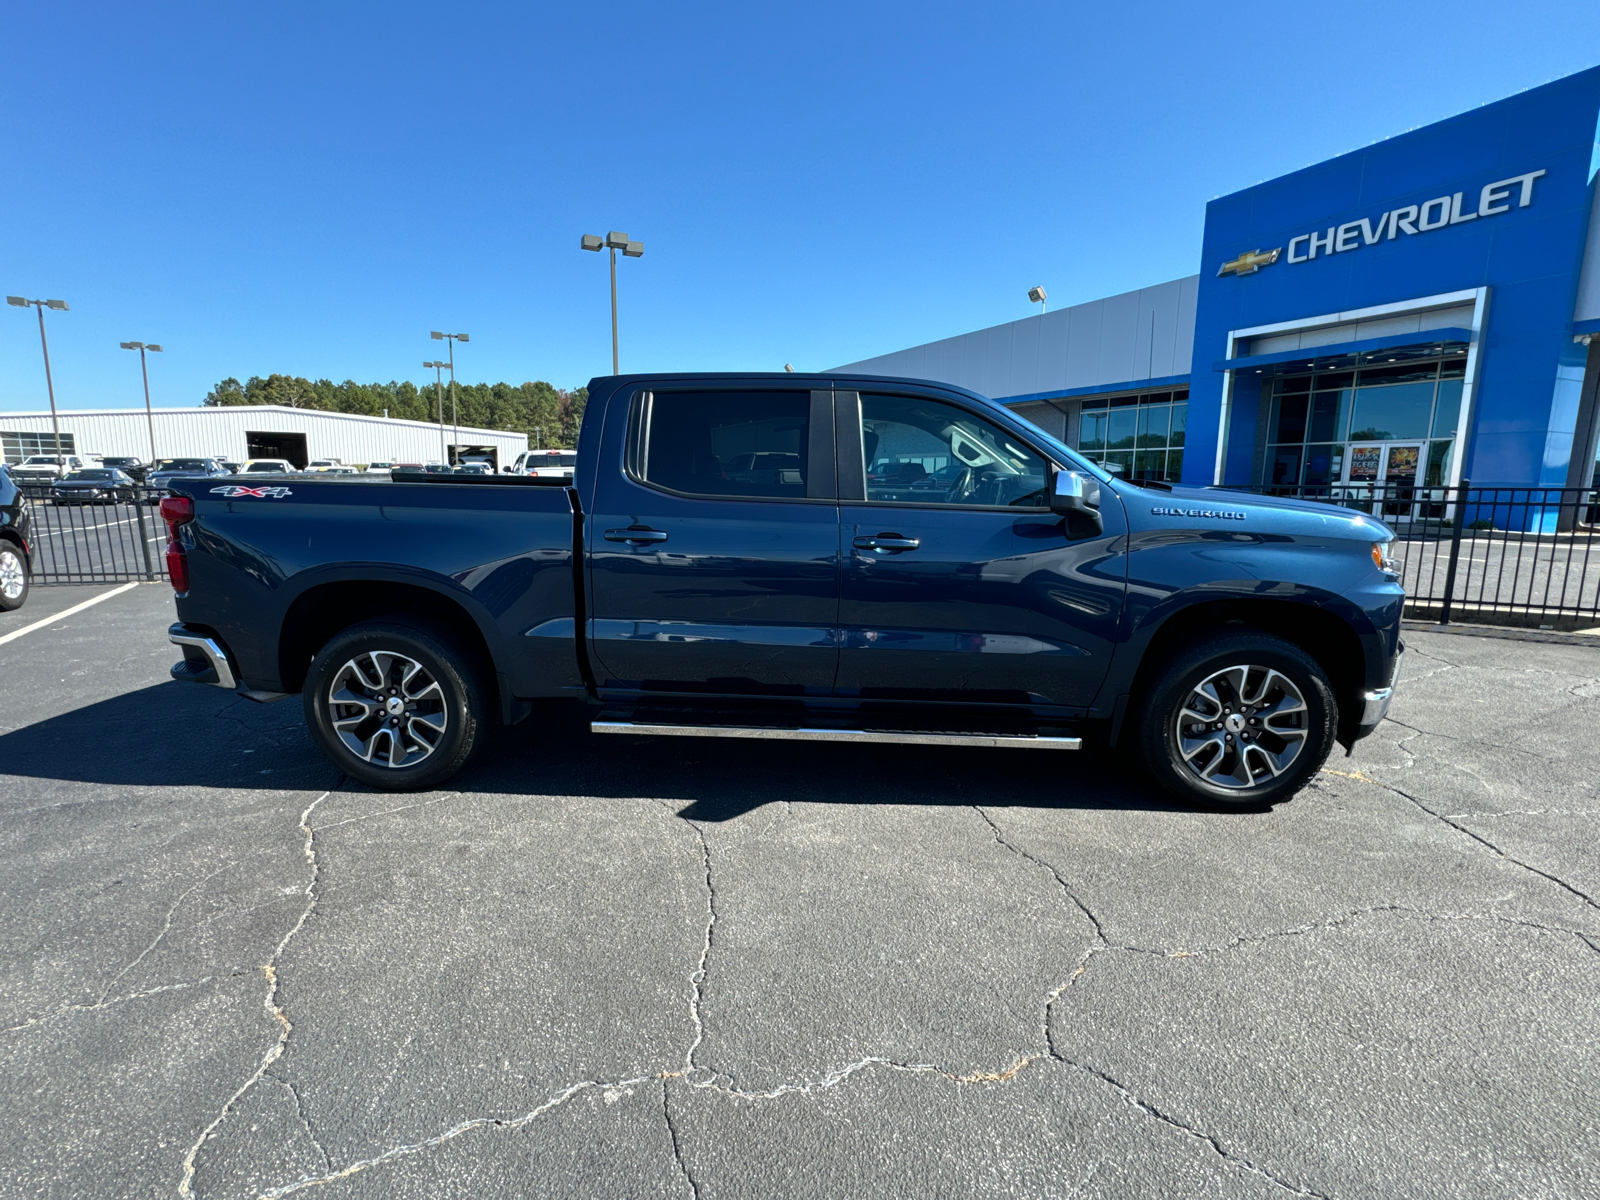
1048,467,1104,534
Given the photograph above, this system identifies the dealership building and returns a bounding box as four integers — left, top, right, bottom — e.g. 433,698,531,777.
835,66,1600,503
0,405,527,470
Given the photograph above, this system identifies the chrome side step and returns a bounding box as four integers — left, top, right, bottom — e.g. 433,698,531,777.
591,721,1080,750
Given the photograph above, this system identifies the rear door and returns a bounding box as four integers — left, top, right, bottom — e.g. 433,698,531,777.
834,389,1126,710
586,385,841,697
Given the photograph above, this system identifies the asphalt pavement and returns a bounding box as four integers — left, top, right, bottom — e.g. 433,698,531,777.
2,583,1597,1199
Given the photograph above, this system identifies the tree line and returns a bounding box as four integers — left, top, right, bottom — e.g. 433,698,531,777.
203,375,588,448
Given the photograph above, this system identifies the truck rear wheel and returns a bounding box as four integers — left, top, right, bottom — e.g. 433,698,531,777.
1136,631,1337,811
303,620,488,791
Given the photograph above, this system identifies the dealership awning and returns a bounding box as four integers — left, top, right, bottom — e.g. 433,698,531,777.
1213,327,1474,373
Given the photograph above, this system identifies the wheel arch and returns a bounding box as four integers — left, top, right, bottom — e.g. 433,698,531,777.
278,577,499,704
1116,596,1371,745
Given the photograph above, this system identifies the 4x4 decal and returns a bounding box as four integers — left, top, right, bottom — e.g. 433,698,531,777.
210,485,293,499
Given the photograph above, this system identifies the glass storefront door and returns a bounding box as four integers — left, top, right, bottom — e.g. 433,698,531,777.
1344,441,1424,516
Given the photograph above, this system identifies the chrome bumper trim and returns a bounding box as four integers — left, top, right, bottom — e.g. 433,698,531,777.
592,722,1081,750
1360,645,1404,725
168,623,237,689
1359,686,1394,725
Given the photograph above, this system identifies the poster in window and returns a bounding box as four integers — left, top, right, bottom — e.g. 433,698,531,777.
1348,445,1381,482
1384,445,1420,482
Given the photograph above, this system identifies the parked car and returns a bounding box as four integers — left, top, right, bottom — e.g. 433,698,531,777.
0,464,32,612
454,463,493,475
515,450,577,478
9,454,87,485
240,459,296,474
99,456,151,483
306,459,344,473
50,468,138,505
218,460,243,475
145,458,231,500
364,462,397,476
164,371,1404,808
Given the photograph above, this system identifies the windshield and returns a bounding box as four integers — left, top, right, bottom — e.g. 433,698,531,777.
156,459,211,471
21,456,65,466
529,453,577,468
63,471,115,481
245,462,288,472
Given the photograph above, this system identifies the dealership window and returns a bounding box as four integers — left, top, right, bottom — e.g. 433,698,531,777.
1078,389,1187,481
1261,342,1467,489
2,431,77,463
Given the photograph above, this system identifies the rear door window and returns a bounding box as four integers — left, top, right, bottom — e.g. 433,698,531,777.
635,391,812,499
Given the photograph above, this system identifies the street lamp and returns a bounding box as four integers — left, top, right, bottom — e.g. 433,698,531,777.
429,331,468,464
1028,286,1048,315
423,360,449,464
580,230,643,374
7,296,69,462
119,341,164,465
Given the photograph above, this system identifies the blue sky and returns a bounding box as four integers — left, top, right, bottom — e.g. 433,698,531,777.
2,0,1597,412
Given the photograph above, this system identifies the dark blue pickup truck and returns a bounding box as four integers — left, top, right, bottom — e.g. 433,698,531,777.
164,373,1404,808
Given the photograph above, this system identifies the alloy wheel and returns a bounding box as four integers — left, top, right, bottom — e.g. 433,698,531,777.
327,650,448,768
1174,663,1308,789
0,548,24,600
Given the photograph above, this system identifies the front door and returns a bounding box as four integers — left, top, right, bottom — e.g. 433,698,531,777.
586,386,841,697
833,390,1126,711
1346,442,1424,518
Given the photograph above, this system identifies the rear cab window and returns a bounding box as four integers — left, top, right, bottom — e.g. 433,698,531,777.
631,390,825,500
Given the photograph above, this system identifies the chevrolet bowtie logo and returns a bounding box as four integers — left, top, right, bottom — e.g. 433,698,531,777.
1217,247,1282,277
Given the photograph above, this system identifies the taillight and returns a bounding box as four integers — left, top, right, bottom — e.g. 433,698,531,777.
161,496,194,592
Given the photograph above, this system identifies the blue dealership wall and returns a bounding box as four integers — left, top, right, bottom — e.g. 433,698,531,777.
1187,66,1600,489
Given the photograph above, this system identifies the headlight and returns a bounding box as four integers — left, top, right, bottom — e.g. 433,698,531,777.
1371,541,1399,573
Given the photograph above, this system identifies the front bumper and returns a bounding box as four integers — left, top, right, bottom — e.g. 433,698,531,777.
1355,642,1404,733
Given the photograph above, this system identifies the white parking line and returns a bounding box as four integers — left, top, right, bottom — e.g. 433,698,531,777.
0,582,143,647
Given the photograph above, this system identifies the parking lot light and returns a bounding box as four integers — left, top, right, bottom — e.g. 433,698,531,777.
119,340,165,465
424,360,449,463
8,295,69,461
429,333,469,462
581,230,644,373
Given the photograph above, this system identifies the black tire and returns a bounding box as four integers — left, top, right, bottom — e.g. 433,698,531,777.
0,540,29,612
1135,631,1337,811
303,620,490,791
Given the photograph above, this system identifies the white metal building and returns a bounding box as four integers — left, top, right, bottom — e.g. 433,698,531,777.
0,405,527,470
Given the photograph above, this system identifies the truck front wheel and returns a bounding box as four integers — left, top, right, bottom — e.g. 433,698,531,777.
1136,631,1337,810
303,620,488,791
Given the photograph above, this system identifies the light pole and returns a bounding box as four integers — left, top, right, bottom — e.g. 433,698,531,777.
580,231,643,373
423,360,448,464
429,331,468,464
119,341,164,465
7,296,69,461
1029,286,1048,316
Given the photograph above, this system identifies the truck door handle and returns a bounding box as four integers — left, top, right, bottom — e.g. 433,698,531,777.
604,526,669,544
853,533,920,552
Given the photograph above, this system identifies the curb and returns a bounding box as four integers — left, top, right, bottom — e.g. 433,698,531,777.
1402,619,1600,649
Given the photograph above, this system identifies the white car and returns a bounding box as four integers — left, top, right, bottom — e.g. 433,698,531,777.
241,459,297,474
9,454,87,484
515,450,578,478
305,459,344,473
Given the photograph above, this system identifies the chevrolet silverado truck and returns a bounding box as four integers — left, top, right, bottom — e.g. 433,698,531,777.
163,373,1404,808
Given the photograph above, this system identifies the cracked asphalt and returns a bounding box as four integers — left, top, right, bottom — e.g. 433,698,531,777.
3,582,1598,1199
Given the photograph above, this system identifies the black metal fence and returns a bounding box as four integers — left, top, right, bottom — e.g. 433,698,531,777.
1234,480,1600,628
18,484,168,584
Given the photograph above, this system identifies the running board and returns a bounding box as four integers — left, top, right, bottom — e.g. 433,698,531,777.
591,722,1080,750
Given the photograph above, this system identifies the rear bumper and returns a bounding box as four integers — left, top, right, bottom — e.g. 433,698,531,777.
169,623,237,688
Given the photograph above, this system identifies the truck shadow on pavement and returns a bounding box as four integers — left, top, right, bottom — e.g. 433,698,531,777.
0,682,1188,819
